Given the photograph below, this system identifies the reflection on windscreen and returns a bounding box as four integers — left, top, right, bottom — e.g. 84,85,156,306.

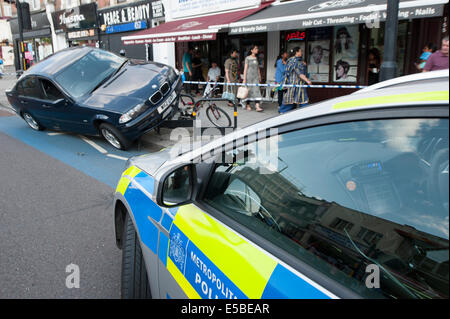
205,118,449,299
55,50,125,99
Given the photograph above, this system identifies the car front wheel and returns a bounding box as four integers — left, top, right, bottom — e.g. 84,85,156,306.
23,112,44,131
121,212,152,299
99,123,131,150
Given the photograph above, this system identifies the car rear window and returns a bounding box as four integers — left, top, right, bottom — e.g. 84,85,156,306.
204,117,449,299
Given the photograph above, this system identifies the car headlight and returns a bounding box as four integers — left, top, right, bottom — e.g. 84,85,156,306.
119,103,148,124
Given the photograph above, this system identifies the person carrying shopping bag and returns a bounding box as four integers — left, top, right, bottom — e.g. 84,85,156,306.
243,45,263,112
279,47,312,114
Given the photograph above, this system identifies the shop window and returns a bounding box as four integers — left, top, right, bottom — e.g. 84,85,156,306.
368,21,409,81
332,26,359,82
307,28,331,83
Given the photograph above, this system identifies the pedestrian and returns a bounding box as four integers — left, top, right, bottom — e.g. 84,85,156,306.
183,48,193,94
367,48,381,85
224,49,239,107
191,50,203,96
415,43,436,71
274,50,288,109
207,61,221,82
0,57,4,77
243,44,263,112
205,61,221,96
279,47,312,114
423,36,448,72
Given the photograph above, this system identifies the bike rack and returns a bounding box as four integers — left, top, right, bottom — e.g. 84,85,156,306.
158,95,237,136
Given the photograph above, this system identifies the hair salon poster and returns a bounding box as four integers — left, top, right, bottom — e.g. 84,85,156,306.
333,25,359,82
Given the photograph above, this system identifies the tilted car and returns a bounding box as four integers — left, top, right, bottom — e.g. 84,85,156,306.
5,47,182,150
113,71,449,299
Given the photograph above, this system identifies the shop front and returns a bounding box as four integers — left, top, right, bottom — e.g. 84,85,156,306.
121,0,272,81
10,11,53,71
51,2,99,48
228,0,449,102
98,0,164,60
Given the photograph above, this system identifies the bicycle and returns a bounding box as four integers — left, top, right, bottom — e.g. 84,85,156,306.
178,76,232,128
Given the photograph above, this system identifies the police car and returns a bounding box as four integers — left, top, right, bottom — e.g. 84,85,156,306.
113,71,449,299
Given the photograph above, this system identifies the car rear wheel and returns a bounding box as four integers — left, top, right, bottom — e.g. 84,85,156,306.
99,123,131,150
121,212,152,299
23,112,44,131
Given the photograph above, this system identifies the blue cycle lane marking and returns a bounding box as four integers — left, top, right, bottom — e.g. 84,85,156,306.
0,115,151,188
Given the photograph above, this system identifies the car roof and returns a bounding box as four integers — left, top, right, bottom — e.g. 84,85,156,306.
20,46,93,79
355,69,449,94
173,73,449,164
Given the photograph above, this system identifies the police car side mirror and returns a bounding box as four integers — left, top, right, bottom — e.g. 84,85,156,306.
156,164,195,207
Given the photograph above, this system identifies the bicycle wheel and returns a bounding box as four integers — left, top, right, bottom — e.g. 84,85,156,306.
206,104,232,128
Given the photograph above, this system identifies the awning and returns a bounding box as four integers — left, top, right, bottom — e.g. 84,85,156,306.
122,4,270,45
228,0,448,34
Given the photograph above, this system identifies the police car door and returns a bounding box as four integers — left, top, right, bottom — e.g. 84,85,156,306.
156,127,341,300
158,104,449,300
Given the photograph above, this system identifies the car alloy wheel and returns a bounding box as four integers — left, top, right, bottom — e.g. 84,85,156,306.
101,128,122,149
23,113,41,130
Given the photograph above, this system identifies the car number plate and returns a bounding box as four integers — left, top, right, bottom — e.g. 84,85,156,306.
157,91,177,114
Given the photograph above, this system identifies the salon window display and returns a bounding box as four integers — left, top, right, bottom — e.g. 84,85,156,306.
308,41,330,82
307,28,331,83
333,26,359,82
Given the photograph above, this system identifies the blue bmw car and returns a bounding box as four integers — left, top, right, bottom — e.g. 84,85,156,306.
5,46,182,150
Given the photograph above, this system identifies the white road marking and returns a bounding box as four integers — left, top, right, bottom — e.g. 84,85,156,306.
106,154,128,161
79,136,108,154
47,132,64,136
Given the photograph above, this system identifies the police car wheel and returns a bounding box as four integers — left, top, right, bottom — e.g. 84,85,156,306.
121,212,152,299
23,112,44,131
99,123,131,150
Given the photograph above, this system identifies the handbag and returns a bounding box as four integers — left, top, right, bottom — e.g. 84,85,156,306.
236,86,249,99
222,84,235,101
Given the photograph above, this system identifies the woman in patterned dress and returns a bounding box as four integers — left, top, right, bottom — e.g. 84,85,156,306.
243,45,263,112
279,47,312,114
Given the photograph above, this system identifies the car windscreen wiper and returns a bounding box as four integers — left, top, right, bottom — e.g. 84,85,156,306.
90,72,115,94
90,60,128,94
111,59,128,78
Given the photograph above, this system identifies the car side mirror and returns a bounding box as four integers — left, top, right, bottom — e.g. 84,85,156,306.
156,164,195,207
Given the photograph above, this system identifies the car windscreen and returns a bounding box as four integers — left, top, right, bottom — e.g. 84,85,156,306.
55,50,125,99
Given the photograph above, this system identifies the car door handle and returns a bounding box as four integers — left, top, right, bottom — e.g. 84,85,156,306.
20,100,28,105
42,104,52,108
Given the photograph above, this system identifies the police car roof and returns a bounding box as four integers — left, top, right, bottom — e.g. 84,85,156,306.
20,46,93,79
174,72,449,164
355,69,449,94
